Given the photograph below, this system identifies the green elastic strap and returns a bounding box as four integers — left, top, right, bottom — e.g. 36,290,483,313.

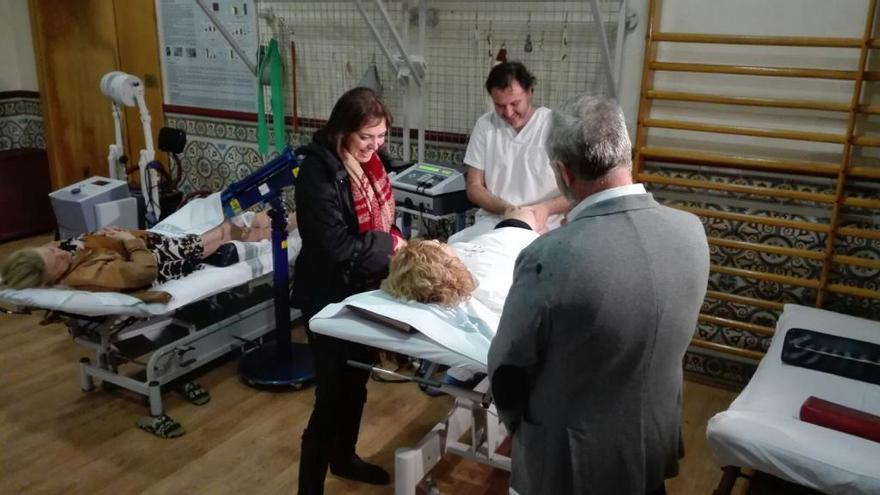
257,39,286,155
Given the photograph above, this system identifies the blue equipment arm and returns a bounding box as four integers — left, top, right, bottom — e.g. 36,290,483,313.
220,146,300,218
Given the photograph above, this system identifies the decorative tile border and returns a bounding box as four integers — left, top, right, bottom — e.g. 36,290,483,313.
648,167,880,357
684,350,756,388
0,94,44,151
165,114,467,196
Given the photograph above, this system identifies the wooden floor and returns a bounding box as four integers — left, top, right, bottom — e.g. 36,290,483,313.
0,233,748,495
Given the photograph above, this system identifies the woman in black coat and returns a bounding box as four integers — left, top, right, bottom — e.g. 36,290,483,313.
292,87,405,495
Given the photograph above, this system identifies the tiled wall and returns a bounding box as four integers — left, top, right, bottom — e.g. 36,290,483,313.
164,113,466,223
651,168,880,387
0,93,44,151
165,114,466,194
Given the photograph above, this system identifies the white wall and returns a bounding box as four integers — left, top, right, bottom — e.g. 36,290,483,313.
0,0,38,92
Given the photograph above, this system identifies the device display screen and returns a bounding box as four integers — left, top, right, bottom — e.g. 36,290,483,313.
398,171,442,187
396,164,456,187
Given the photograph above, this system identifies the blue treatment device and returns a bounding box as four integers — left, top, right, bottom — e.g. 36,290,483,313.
220,146,314,389
221,147,300,217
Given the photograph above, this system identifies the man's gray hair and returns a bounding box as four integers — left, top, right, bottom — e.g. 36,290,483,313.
546,95,632,181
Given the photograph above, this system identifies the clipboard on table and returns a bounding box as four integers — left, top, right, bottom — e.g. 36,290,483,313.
346,305,416,334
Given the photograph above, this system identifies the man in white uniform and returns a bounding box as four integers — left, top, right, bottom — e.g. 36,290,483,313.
450,62,570,243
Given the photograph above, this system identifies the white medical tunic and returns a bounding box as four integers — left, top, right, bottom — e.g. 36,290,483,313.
453,107,562,243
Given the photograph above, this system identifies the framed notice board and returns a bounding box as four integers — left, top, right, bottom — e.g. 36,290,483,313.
156,0,258,113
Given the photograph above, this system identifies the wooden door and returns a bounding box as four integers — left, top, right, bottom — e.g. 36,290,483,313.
113,0,165,176
29,0,164,189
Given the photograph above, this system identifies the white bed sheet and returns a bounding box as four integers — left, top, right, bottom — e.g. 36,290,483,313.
706,304,880,494
0,193,301,318
309,290,495,373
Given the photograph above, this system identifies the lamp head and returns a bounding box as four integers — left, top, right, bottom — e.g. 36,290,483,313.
100,71,144,107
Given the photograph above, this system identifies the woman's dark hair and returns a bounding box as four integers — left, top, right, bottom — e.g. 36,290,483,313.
323,87,393,144
485,61,536,93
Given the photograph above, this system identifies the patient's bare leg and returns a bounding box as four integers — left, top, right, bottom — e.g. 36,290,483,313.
240,211,297,242
198,217,255,256
198,222,233,257
199,212,298,257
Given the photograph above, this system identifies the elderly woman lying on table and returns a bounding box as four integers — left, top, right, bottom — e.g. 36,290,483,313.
381,207,541,388
0,211,296,301
382,207,539,309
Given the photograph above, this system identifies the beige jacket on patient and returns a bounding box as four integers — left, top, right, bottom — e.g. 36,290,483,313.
58,233,171,303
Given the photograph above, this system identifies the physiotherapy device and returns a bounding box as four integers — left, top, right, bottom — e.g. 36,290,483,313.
49,177,134,238
390,162,471,216
220,146,314,389
221,147,300,218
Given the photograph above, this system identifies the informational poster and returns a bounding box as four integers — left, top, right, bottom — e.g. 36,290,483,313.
156,0,258,113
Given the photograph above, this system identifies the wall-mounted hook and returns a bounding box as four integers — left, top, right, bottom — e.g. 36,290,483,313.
487,21,494,58
625,7,639,32
524,13,533,53
558,19,569,61
496,41,507,63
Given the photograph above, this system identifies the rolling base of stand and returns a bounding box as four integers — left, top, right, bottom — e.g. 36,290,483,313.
239,341,315,389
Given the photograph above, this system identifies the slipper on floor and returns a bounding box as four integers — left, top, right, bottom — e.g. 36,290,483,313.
137,414,185,439
179,381,210,406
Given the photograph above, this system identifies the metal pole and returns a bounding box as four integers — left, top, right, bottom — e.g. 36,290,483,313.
401,3,411,161
269,197,292,362
372,0,424,86
417,0,427,162
353,0,399,76
402,79,411,162
590,0,618,99
614,0,629,98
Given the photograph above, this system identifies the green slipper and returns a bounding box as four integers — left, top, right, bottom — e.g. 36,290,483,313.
137,414,185,439
179,381,210,406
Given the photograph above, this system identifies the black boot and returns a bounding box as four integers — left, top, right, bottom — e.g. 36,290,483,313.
329,454,391,485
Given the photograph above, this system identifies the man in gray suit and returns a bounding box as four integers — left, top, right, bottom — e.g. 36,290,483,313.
488,96,709,495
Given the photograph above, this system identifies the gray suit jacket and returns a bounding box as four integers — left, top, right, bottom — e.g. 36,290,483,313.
488,193,709,495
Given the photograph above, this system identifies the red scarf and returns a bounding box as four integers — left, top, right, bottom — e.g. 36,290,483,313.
349,153,396,234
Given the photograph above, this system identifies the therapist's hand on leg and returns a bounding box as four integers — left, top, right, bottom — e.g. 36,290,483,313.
522,204,549,233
